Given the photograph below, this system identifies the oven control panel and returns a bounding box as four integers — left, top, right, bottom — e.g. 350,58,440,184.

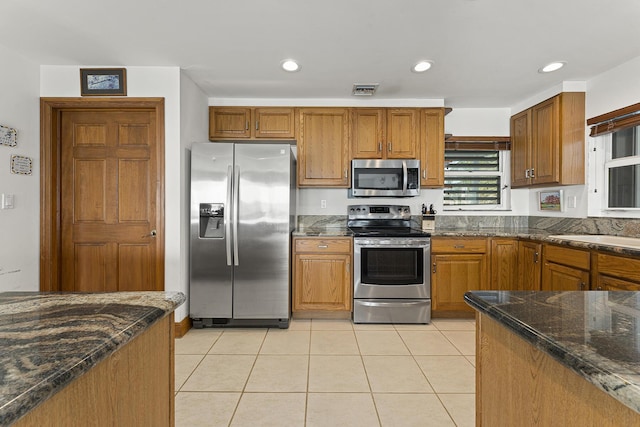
347,204,411,220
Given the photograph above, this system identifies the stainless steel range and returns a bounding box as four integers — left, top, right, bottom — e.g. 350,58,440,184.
348,204,431,324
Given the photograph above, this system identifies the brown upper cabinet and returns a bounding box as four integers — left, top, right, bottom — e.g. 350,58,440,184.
351,108,419,159
297,108,351,187
420,108,445,187
209,107,296,139
510,92,585,188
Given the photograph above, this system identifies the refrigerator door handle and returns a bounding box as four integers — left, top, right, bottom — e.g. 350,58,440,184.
225,165,233,266
233,165,240,266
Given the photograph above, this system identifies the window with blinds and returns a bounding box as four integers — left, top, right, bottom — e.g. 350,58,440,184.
444,150,509,209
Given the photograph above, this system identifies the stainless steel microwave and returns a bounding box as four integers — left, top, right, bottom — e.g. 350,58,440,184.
351,159,420,197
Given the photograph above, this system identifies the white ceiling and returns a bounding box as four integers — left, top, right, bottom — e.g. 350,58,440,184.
1,0,639,107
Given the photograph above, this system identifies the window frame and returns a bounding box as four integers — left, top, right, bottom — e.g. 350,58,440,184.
442,149,511,211
588,130,640,217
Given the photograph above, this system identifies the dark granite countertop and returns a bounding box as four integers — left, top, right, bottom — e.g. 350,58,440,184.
432,228,640,257
0,291,185,426
292,225,353,237
465,290,640,414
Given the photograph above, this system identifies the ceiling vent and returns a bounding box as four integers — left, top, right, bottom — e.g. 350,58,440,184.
352,84,379,96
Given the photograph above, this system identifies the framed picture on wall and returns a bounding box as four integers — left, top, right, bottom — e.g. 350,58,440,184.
80,68,127,96
539,190,563,211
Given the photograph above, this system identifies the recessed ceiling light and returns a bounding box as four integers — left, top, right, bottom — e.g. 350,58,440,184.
412,60,433,73
539,61,566,73
281,59,300,72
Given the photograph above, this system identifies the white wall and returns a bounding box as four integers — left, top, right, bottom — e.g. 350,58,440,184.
0,45,40,291
179,72,209,321
586,55,640,218
40,65,185,310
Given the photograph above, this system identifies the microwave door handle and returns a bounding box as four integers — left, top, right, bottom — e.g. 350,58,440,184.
225,165,233,266
402,161,408,195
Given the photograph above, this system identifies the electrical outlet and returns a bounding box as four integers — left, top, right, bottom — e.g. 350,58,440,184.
320,199,327,209
567,196,577,209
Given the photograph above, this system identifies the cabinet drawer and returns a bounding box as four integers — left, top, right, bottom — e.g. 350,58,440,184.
295,238,351,253
597,253,640,283
544,244,590,270
432,238,487,253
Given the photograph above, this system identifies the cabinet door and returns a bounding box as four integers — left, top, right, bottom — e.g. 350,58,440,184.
542,262,589,291
209,107,252,139
510,109,531,187
420,108,445,187
293,253,352,311
597,275,640,292
254,108,295,138
518,241,542,291
297,108,350,187
351,108,385,159
432,253,487,312
386,109,419,159
490,238,519,291
531,97,560,185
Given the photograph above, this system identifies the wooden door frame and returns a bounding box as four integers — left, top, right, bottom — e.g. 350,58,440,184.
40,97,165,292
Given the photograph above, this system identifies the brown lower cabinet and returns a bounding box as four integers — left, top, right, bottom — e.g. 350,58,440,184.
433,236,640,317
595,253,640,291
292,237,353,317
541,243,590,291
431,238,488,316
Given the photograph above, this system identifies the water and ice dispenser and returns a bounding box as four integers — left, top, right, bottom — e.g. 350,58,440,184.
199,203,224,238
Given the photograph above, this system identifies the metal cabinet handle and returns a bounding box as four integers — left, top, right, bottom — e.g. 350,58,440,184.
530,168,535,178
378,142,382,152
388,142,392,152
525,169,530,179
422,169,426,179
245,121,249,130
579,282,585,290
255,120,259,130
453,244,465,249
317,245,329,248
596,286,603,290
344,169,348,179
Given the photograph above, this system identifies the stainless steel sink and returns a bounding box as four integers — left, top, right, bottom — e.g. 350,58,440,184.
548,235,640,249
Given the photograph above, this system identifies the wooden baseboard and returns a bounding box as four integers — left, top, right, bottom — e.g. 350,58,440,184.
174,316,192,338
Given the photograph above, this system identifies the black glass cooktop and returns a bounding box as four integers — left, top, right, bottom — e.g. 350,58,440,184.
349,227,431,238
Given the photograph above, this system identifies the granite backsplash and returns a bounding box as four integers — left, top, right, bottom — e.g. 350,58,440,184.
298,215,640,237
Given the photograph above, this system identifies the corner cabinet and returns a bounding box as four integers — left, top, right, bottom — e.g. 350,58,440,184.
420,108,445,187
209,107,295,140
292,237,353,316
297,108,351,187
510,92,585,188
431,237,489,316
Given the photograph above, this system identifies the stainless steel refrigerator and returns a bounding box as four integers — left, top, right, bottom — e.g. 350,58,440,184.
190,142,296,328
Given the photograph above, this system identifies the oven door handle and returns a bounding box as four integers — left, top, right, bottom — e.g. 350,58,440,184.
402,160,408,195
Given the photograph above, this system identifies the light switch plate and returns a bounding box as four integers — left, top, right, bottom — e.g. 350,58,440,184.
1,193,14,209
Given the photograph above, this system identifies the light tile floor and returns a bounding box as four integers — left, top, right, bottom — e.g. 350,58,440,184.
175,318,476,427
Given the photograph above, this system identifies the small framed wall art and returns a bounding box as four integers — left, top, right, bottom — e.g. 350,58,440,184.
539,190,563,212
0,124,17,147
80,68,127,96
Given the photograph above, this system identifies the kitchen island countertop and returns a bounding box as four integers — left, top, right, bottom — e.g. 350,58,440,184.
0,291,185,426
465,290,640,415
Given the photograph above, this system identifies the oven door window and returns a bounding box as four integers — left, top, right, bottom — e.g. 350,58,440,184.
354,168,403,190
360,247,423,285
